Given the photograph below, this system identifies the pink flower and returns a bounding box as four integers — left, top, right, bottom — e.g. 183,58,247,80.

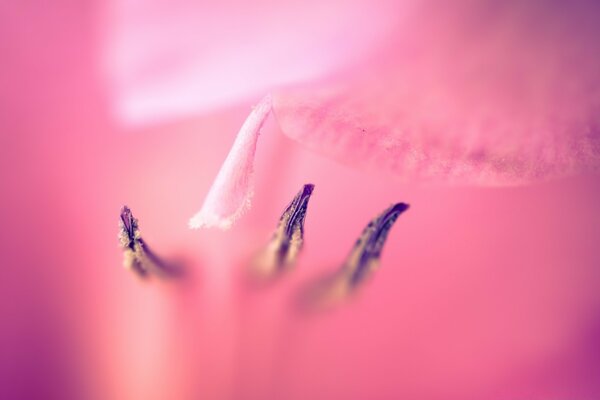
1,1,600,400
108,0,600,186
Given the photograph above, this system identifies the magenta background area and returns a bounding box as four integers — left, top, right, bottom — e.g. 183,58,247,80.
2,1,600,399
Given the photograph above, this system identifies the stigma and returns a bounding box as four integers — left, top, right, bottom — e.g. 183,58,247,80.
189,95,273,230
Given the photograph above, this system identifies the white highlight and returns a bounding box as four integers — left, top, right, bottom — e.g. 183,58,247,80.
189,95,273,230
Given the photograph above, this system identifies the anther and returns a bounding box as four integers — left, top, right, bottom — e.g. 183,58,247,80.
251,184,314,280
299,202,409,309
118,206,173,278
342,202,409,288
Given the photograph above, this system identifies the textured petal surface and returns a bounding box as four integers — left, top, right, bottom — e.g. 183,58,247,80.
273,0,600,184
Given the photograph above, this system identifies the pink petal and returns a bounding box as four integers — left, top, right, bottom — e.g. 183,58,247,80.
273,1,600,185
103,0,401,125
189,95,272,229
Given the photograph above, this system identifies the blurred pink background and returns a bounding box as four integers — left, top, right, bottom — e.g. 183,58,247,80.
1,1,600,399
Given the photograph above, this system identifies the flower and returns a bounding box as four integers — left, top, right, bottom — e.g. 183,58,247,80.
2,1,600,400
107,0,600,185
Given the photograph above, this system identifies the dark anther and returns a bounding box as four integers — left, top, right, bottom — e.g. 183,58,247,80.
297,202,409,310
118,206,175,278
251,184,315,280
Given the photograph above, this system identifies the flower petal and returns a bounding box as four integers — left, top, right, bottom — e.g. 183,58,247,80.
104,0,402,125
273,1,600,184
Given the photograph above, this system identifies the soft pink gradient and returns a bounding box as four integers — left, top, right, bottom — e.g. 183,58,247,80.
2,1,600,400
274,0,600,184
102,0,402,124
105,0,600,185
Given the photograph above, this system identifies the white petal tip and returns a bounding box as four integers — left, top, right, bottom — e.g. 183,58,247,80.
188,95,270,231
188,195,252,230
188,213,234,231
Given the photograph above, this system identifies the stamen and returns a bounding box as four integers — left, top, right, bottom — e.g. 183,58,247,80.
189,94,273,230
343,202,409,287
299,202,409,309
251,184,315,280
118,206,172,278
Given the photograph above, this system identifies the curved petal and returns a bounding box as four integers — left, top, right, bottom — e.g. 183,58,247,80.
273,0,600,184
103,0,402,125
